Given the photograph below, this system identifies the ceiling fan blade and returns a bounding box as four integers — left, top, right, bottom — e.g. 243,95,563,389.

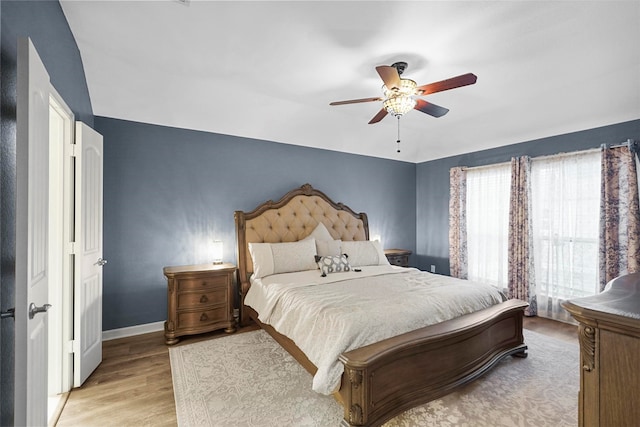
330,97,382,106
376,65,401,90
368,108,388,124
414,99,449,118
417,73,477,96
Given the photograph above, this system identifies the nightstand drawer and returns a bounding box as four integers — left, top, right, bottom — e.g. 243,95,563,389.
177,306,227,329
176,275,228,292
177,288,227,310
387,254,409,267
384,249,412,268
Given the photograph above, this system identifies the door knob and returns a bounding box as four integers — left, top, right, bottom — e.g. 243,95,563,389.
96,258,108,266
29,303,52,319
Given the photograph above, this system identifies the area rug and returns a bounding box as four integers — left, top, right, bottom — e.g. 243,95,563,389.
169,329,578,427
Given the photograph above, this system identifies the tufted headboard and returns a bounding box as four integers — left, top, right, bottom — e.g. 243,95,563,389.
234,184,369,319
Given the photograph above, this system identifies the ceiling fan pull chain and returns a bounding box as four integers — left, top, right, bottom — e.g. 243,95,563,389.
396,116,401,153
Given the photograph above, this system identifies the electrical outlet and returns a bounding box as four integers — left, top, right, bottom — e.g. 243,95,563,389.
430,265,436,273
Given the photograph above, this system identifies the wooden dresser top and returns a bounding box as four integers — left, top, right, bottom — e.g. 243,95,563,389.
563,272,640,331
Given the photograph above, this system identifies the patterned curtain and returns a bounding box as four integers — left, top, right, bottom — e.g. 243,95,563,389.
449,167,468,279
599,144,640,291
508,156,537,316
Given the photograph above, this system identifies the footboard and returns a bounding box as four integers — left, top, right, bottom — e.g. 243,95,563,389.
338,299,528,427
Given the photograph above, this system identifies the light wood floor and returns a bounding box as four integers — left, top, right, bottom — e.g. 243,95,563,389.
54,317,576,427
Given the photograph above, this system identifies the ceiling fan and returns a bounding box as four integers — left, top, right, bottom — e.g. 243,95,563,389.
330,62,477,124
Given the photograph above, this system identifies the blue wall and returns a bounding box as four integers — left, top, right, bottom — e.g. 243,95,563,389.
94,117,417,330
415,119,640,274
0,1,93,424
97,117,640,331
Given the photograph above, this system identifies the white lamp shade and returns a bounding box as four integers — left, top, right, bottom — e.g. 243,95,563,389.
212,240,223,264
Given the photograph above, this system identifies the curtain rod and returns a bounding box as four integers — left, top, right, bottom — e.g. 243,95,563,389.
461,161,510,172
463,147,600,171
532,147,601,162
463,139,638,171
601,138,637,152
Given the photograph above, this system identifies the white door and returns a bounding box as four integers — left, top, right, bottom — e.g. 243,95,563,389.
73,122,104,387
15,37,51,426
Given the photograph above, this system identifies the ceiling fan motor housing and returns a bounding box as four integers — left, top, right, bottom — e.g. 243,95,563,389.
391,61,408,75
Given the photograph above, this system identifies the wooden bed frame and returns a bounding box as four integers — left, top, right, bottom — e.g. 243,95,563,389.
234,184,528,427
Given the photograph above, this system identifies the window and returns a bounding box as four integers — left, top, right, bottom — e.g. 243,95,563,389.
466,164,511,289
463,150,601,322
531,151,601,320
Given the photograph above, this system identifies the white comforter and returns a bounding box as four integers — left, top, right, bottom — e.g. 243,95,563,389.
244,265,505,395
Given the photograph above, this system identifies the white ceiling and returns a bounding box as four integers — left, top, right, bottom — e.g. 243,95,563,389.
60,1,640,163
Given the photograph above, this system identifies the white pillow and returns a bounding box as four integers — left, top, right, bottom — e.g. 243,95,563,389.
303,222,334,241
249,239,318,279
316,239,342,257
303,223,341,256
341,240,390,267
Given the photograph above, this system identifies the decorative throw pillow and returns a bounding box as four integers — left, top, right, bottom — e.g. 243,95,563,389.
341,240,390,267
249,239,318,279
315,254,351,277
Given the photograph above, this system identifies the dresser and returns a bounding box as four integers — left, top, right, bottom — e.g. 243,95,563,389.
384,248,412,267
164,262,237,345
562,272,640,427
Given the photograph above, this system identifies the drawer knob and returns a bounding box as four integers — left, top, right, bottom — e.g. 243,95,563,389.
200,313,208,322
200,295,208,303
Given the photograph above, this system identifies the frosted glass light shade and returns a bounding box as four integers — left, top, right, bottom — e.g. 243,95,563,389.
383,96,417,116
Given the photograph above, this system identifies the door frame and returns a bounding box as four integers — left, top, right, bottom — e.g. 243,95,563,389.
48,86,75,400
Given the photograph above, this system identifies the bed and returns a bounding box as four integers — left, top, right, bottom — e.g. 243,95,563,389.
234,183,528,427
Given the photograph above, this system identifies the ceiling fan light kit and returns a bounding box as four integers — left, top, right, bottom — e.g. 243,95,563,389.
383,78,418,116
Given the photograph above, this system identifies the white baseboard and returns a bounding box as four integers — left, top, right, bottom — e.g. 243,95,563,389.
102,321,165,341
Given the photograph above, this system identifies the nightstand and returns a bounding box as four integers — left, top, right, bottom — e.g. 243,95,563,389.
163,262,236,345
384,249,412,267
